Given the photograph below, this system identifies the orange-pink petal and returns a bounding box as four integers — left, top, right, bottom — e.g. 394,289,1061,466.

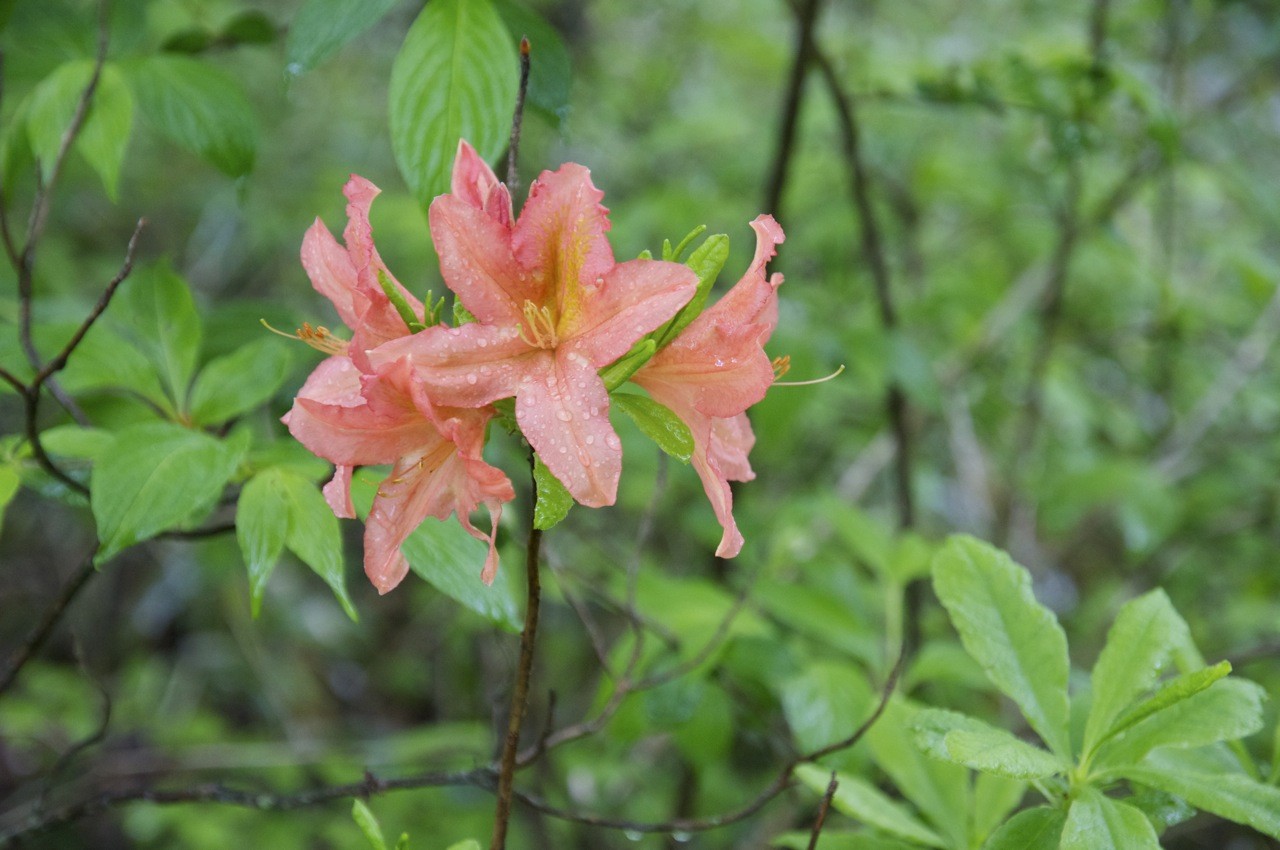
370,323,538,408
569,258,698,368
450,139,513,228
429,194,543,324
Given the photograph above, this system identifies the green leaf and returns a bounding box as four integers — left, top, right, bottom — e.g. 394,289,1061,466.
236,469,290,616
123,54,257,176
1083,589,1185,755
119,262,203,406
653,233,730,347
187,337,293,425
1124,786,1196,834
982,806,1066,850
1096,678,1266,768
931,535,1072,758
913,708,1067,779
772,832,917,850
38,425,114,461
389,0,518,205
782,661,872,755
1119,766,1280,840
286,0,401,74
26,60,133,198
351,472,521,631
1095,661,1231,750
972,772,1028,845
445,841,480,850
532,454,573,530
492,0,571,123
393,835,410,850
91,422,241,562
1060,788,1160,850
351,799,387,850
612,392,693,462
795,764,947,848
0,464,20,528
219,10,276,45
277,469,357,621
866,699,970,849
599,338,656,391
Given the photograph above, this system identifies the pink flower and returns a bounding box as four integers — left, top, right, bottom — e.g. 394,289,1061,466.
371,142,700,507
284,174,514,591
632,215,785,557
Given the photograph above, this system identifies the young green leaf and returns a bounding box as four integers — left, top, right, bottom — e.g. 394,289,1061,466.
444,841,480,850
351,799,387,850
913,708,1067,779
931,536,1072,758
1118,766,1280,840
1083,589,1185,756
123,55,257,176
277,470,357,621
865,699,970,850
92,423,241,562
1060,788,1160,850
236,469,290,616
188,337,293,425
388,0,517,205
1093,661,1231,751
612,393,694,462
982,806,1066,850
532,454,573,530
286,0,402,74
26,61,133,198
119,262,203,406
1096,678,1266,768
652,233,730,347
782,661,872,755
794,764,947,848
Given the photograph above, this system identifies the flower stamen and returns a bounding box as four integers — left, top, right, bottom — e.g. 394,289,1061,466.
261,319,349,355
772,362,845,387
516,300,559,349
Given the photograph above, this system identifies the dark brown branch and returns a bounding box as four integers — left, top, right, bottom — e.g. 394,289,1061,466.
490,456,544,850
32,219,145,392
509,646,904,834
0,557,95,698
805,771,838,850
504,37,532,197
763,0,823,220
18,0,112,374
0,767,490,845
812,48,915,531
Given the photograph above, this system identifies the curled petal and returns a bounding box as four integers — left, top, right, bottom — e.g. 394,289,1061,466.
513,163,614,327
324,464,356,519
450,139,513,228
570,258,698,367
301,220,366,329
515,348,620,508
709,413,756,483
703,214,785,338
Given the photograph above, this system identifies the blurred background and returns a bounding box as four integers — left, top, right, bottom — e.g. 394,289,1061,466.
2,0,1280,846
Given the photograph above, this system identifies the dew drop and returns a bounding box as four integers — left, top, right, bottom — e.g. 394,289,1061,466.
556,410,572,422
584,435,595,445
714,357,724,367
466,373,478,385
558,446,568,454
577,448,591,465
605,434,621,450
477,338,488,348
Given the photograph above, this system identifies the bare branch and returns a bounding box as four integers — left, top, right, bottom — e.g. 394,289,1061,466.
805,771,838,850
0,557,95,698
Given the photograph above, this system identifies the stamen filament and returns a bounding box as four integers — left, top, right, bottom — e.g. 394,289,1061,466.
260,318,349,355
773,363,845,387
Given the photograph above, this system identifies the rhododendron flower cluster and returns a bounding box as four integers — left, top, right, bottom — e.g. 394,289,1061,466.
284,141,784,592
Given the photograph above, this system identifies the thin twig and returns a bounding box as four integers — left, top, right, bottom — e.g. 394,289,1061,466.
805,771,838,850
490,455,544,850
505,37,532,196
763,0,823,220
812,47,915,530
0,557,96,698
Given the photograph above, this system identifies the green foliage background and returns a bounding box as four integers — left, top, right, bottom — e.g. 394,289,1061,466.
2,0,1280,847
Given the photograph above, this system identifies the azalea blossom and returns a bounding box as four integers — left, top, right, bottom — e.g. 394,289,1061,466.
371,142,700,507
632,215,785,558
284,175,514,591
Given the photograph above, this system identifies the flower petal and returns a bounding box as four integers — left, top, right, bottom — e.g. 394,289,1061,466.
569,258,698,367
370,323,537,408
704,214,784,338
634,321,774,419
513,163,614,328
450,139,513,228
709,413,756,483
429,195,540,324
301,219,366,329
515,348,620,508
323,464,356,518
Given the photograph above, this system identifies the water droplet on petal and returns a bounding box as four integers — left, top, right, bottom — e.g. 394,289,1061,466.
584,435,595,445
577,448,591,465
556,410,572,422
605,434,621,450
466,373,478,385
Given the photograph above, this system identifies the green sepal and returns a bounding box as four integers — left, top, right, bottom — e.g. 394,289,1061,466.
453,299,477,326
421,289,447,327
651,233,730,349
351,800,387,850
532,455,573,530
377,269,425,332
663,224,707,262
600,338,657,392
